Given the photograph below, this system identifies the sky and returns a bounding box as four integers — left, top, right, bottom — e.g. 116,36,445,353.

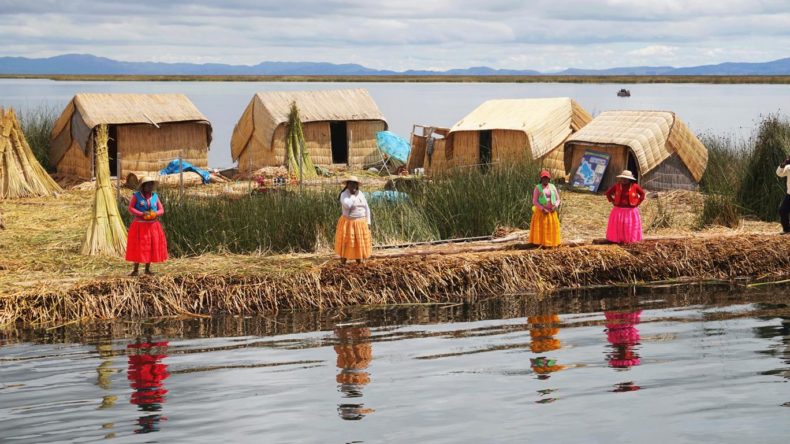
1,0,789,71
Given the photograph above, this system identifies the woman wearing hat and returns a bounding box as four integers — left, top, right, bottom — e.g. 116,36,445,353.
126,177,168,275
335,176,372,264
604,170,646,244
529,170,561,247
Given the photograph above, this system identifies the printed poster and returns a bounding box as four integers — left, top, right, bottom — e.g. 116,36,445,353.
571,151,611,192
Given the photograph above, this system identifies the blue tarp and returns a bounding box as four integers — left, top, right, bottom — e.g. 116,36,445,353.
369,190,410,204
376,131,410,164
159,159,211,184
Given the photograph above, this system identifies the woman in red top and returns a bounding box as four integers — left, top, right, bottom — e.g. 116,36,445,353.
605,170,646,243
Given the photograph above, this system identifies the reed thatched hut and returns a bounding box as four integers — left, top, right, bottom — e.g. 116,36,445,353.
50,94,212,179
564,110,708,191
231,89,387,174
439,98,592,177
407,125,451,175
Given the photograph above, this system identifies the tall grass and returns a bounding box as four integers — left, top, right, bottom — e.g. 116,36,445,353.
736,116,790,221
17,105,58,171
122,161,542,257
697,134,749,228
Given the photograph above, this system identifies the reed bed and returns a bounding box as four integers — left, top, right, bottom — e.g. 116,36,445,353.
126,161,539,256
3,234,789,327
17,105,57,171
736,116,790,221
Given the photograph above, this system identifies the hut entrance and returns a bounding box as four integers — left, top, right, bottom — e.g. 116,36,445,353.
626,151,639,181
479,130,492,171
330,121,349,164
108,125,118,177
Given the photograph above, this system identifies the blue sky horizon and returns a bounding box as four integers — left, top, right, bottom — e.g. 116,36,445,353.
2,0,789,71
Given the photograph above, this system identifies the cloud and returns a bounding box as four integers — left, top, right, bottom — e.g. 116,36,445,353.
629,45,678,57
0,0,788,70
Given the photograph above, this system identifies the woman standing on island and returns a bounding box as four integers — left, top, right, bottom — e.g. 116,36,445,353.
529,170,561,247
777,155,790,235
605,170,645,244
335,176,372,264
126,177,168,276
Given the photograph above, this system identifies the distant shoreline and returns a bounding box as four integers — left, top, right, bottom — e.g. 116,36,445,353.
3,74,790,84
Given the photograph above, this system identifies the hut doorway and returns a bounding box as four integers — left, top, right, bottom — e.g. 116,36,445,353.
108,125,118,177
626,152,639,181
330,121,349,164
479,130,492,171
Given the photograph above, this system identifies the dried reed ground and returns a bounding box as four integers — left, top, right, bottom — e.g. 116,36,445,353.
0,187,785,326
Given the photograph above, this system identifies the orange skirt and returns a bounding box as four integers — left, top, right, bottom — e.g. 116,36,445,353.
529,207,561,247
334,216,372,260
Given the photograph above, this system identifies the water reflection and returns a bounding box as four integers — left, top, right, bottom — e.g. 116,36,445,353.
604,310,642,371
334,325,375,421
528,314,566,380
127,339,170,434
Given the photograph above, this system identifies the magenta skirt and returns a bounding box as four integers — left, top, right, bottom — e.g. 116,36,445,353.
606,206,643,244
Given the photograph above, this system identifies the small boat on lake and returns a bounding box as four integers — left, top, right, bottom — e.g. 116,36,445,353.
617,88,631,97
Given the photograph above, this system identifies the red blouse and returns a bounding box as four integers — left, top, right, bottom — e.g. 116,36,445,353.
606,182,645,208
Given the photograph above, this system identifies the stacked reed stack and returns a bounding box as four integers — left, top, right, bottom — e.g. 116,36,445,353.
81,124,127,256
287,101,317,180
0,107,62,199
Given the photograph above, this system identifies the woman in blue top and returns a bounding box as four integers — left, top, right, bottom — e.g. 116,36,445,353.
126,177,168,276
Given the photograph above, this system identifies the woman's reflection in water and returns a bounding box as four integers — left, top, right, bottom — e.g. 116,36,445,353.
127,338,170,434
528,314,567,381
334,325,375,420
605,310,642,392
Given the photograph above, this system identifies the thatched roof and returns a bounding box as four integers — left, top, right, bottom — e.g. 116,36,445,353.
231,88,387,161
449,97,592,159
50,93,212,165
565,110,708,181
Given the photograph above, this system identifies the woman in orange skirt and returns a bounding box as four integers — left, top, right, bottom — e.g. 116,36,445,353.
126,177,168,276
529,170,561,247
335,176,372,264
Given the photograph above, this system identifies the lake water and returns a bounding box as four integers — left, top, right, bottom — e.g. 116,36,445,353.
2,79,790,168
1,287,788,443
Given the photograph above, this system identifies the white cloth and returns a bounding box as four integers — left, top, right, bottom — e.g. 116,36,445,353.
340,189,371,224
777,165,790,194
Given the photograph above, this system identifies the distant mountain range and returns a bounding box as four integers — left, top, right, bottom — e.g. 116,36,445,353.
1,54,790,76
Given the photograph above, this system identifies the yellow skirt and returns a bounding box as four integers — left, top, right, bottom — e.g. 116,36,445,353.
529,207,561,247
334,216,372,260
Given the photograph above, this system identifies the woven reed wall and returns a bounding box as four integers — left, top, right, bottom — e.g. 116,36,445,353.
348,120,385,167
492,130,528,165
566,143,629,191
116,123,208,175
56,140,93,179
237,126,281,174
424,139,451,175
642,153,698,191
271,122,334,166
540,146,567,180
408,133,427,171
450,131,479,167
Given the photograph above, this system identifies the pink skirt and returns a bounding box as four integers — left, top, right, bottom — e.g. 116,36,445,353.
126,220,168,264
606,206,643,244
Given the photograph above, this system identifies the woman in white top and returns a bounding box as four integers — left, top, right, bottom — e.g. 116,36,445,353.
334,176,372,263
777,156,790,234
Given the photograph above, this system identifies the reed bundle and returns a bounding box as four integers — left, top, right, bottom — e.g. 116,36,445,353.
286,101,317,180
4,234,789,327
736,116,790,221
81,124,127,256
0,107,62,199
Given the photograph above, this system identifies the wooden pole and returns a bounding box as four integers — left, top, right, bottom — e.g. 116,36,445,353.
178,153,184,199
116,151,121,201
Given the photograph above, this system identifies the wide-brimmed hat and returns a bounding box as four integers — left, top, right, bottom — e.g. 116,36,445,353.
342,175,362,185
539,170,551,179
138,176,158,190
616,170,637,181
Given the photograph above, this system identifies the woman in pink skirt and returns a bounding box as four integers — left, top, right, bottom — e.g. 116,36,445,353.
605,170,646,243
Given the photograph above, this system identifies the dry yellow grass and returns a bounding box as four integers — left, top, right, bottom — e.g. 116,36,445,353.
1,187,782,297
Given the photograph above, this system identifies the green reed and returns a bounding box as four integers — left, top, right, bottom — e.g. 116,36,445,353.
17,105,58,171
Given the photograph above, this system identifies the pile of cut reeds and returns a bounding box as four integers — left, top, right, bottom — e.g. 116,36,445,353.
81,124,127,256
4,234,789,327
0,107,62,199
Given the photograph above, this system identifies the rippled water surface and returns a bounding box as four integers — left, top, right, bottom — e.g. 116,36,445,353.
1,288,788,443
